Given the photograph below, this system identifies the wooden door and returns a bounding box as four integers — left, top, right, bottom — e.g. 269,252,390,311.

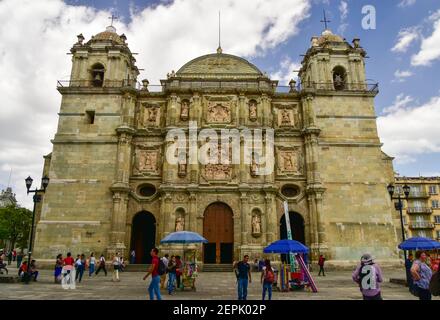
203,203,233,264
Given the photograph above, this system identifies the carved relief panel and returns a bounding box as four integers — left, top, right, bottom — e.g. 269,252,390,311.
203,95,236,125
202,144,233,181
274,104,300,128
141,103,161,127
276,146,304,176
133,145,162,176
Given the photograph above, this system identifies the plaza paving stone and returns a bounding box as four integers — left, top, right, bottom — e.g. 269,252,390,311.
0,266,438,300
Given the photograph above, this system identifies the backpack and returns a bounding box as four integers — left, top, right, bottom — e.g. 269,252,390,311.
264,269,275,283
429,271,440,296
158,259,167,276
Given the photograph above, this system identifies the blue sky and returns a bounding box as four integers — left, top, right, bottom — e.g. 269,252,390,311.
1,0,440,208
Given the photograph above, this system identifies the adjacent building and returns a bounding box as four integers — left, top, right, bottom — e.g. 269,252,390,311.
395,176,440,241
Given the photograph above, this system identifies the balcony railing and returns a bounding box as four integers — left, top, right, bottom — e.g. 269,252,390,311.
407,191,430,198
57,79,142,89
407,207,433,214
409,222,435,229
300,81,379,93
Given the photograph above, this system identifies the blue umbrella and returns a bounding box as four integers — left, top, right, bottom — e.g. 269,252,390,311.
160,231,208,244
398,237,440,250
263,239,309,254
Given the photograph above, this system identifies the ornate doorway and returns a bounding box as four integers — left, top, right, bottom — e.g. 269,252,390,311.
280,212,305,262
203,202,234,264
130,211,156,264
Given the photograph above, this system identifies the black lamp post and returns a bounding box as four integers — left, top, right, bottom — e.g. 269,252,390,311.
24,175,49,284
387,183,410,282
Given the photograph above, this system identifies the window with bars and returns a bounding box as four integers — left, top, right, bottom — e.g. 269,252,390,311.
429,185,438,194
434,216,440,224
432,200,439,209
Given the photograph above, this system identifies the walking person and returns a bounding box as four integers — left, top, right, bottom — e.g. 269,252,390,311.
167,255,177,295
130,250,136,265
261,259,274,300
54,254,63,283
143,247,162,300
318,255,326,276
95,254,107,276
16,251,23,269
352,253,383,300
88,252,96,276
234,255,252,300
176,255,182,290
411,251,433,300
12,249,16,262
75,254,85,283
112,252,121,282
160,254,169,289
7,250,12,265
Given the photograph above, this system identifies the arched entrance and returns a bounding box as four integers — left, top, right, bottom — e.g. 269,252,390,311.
280,212,305,262
203,202,234,264
130,211,156,264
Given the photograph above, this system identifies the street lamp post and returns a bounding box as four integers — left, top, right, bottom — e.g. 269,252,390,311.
24,175,49,284
387,183,410,281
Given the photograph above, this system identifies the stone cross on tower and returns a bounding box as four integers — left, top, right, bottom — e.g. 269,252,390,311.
320,9,331,30
108,14,118,27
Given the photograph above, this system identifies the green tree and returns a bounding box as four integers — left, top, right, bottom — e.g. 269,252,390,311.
0,205,32,250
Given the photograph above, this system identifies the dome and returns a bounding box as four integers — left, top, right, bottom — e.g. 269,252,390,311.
88,26,125,45
176,52,263,79
318,29,344,45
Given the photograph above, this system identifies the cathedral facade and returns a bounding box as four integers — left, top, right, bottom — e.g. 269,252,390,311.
33,25,400,266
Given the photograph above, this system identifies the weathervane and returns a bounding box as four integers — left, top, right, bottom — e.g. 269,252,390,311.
320,9,331,30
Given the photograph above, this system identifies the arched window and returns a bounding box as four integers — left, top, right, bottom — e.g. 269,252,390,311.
91,63,105,87
332,66,346,91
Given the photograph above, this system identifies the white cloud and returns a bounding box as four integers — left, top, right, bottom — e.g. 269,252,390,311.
270,57,301,86
0,0,311,208
391,27,420,53
398,0,416,8
411,10,440,66
338,1,349,35
378,95,440,164
393,69,413,83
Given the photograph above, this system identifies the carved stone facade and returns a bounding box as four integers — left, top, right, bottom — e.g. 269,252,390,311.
32,26,400,267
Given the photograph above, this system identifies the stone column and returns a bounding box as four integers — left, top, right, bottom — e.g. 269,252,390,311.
107,126,135,259
240,192,248,246
264,192,277,244
239,94,246,126
188,192,197,232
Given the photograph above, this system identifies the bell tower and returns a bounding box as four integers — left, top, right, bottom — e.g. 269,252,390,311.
33,25,139,261
298,27,398,263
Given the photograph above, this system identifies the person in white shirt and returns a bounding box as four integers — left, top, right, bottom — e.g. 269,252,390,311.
88,252,96,276
160,254,169,289
112,252,121,282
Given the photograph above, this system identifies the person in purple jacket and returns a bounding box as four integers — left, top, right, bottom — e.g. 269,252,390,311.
352,253,383,300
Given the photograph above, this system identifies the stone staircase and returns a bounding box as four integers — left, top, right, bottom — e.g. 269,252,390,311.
202,264,233,272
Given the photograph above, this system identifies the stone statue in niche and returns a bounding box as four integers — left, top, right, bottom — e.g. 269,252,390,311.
280,151,298,172
175,216,184,231
180,99,189,121
252,214,262,235
207,102,231,123
178,162,187,177
250,154,258,177
249,100,257,122
143,105,159,126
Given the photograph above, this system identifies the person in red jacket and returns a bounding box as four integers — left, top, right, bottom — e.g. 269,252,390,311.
318,255,326,276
